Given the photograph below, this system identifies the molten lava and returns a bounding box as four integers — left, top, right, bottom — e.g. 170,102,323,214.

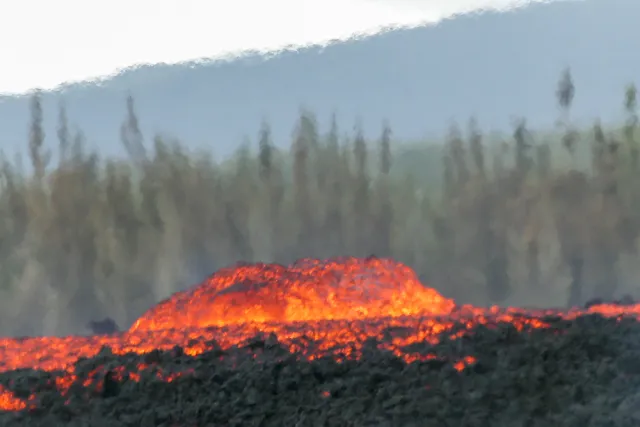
130,257,456,331
0,256,639,412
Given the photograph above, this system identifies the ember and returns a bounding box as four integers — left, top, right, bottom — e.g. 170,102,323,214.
0,256,639,425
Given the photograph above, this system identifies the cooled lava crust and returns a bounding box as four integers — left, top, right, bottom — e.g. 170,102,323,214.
1,256,640,426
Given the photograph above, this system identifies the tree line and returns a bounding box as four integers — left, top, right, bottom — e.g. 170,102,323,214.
0,68,638,337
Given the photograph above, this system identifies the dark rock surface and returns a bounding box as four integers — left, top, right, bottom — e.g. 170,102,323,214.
2,314,640,426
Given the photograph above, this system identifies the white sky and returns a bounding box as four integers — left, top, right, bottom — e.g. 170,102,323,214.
0,0,551,95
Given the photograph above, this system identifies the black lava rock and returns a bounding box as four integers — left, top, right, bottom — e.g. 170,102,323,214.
2,314,640,427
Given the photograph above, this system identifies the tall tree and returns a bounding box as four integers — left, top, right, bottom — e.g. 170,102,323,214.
376,122,393,256
28,90,50,182
258,119,273,183
120,94,147,166
556,68,577,157
293,113,312,254
57,101,70,167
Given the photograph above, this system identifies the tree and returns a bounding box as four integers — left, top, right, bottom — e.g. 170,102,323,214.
624,84,638,170
376,122,393,256
468,118,484,177
120,94,147,166
258,119,273,182
57,101,70,167
556,68,577,156
352,121,370,253
292,112,312,254
28,90,50,182
379,121,392,176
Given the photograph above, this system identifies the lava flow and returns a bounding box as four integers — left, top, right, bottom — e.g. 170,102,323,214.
130,256,456,331
1,256,640,412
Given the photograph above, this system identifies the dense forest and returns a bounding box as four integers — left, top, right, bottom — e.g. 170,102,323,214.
0,68,638,337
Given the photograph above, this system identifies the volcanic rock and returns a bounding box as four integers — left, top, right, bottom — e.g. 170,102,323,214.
1,257,640,426
0,314,638,426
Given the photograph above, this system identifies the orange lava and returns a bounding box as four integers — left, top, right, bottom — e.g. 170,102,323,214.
0,386,27,411
130,257,456,331
0,256,638,412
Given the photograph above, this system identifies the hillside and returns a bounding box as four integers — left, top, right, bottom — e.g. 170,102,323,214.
0,0,637,160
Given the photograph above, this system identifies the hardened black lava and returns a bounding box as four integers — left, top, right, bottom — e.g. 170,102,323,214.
2,314,640,427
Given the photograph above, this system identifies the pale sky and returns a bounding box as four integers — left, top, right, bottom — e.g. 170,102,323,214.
0,0,550,95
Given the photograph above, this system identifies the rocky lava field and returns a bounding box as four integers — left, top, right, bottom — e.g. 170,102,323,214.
1,257,640,426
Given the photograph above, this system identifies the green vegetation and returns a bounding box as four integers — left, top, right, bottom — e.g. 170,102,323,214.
0,69,638,337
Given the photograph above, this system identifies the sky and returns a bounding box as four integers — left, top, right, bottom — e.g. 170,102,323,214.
0,0,553,96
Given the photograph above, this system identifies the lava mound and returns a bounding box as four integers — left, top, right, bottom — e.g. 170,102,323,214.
130,256,456,332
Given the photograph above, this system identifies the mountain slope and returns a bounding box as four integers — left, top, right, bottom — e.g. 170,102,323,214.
0,0,637,159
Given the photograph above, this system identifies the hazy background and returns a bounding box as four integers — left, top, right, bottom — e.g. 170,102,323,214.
1,0,639,337
1,0,637,161
1,0,552,95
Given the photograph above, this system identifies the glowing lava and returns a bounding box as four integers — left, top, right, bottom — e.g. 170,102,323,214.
130,257,456,332
0,256,639,412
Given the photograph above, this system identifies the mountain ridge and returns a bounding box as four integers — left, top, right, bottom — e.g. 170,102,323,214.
0,0,636,159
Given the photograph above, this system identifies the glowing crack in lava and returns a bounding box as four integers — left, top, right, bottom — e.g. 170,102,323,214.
1,256,640,412
130,256,456,331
